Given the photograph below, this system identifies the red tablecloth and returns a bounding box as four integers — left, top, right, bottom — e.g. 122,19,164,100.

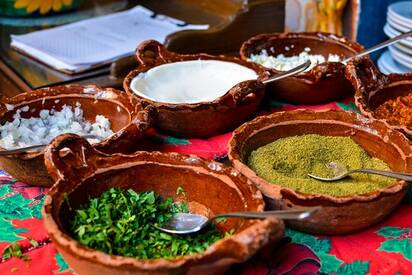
0,99,411,274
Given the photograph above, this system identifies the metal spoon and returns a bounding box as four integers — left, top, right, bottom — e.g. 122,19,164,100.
154,207,320,235
0,134,102,155
341,30,412,64
307,162,412,182
261,60,311,84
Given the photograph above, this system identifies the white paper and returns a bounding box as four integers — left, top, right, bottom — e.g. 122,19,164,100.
10,6,208,73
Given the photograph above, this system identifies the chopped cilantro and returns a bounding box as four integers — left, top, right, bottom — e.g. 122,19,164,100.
27,238,39,248
176,186,186,198
2,242,29,262
70,188,227,259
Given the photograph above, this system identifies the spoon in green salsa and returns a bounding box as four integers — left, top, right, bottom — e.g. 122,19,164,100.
154,207,320,235
308,162,412,182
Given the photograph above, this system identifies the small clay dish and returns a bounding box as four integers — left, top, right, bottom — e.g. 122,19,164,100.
124,40,268,138
347,57,412,137
240,32,364,104
42,134,284,275
0,85,154,187
228,110,412,235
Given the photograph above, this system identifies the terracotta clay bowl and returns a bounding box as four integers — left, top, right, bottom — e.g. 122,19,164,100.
124,40,268,138
228,110,412,235
347,57,412,137
240,32,364,104
0,85,154,187
42,134,284,275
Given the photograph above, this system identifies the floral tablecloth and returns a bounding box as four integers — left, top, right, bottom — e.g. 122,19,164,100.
0,98,411,274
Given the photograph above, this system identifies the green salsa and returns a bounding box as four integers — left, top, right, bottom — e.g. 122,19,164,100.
248,134,394,197
69,188,226,259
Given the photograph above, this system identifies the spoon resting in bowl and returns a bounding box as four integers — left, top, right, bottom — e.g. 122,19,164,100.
261,60,311,84
341,30,412,64
308,162,412,182
0,134,102,155
154,207,320,235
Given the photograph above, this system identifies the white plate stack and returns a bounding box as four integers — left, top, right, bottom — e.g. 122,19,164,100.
378,1,412,74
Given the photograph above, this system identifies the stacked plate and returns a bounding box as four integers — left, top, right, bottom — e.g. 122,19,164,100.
378,1,412,74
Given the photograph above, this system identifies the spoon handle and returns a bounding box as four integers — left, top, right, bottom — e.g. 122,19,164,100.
211,207,320,221
261,60,311,84
351,169,412,182
342,30,412,63
0,144,45,155
0,134,102,155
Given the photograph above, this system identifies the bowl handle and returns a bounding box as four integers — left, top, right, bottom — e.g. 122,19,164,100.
226,80,265,106
345,58,387,99
44,134,105,183
130,102,156,130
135,40,173,67
94,103,156,154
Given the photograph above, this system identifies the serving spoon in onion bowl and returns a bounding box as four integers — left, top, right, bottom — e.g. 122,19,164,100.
154,207,320,235
261,60,311,84
341,30,412,64
0,134,101,155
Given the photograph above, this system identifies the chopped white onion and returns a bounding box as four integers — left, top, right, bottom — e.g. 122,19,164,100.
249,49,341,72
0,103,113,149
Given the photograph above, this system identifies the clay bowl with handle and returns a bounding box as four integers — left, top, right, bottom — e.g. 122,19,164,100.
42,134,284,275
347,57,412,137
0,85,155,187
228,109,412,235
124,40,268,138
240,32,364,104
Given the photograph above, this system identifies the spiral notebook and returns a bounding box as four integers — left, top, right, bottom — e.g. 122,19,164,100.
10,6,208,74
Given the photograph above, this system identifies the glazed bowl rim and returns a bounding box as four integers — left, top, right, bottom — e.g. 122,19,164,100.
43,149,281,270
128,59,260,105
353,72,412,136
0,84,144,159
228,109,409,204
124,45,268,110
239,31,364,77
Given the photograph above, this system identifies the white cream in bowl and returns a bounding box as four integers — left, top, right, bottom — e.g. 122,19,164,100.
130,60,259,104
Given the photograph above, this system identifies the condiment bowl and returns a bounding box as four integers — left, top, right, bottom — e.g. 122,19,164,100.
347,57,412,137
42,134,284,275
124,40,268,138
240,32,364,104
0,85,154,187
228,109,412,235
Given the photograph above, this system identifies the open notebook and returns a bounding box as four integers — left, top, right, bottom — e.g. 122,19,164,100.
10,6,208,74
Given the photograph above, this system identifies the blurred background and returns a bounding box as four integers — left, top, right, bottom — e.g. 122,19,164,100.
0,0,409,95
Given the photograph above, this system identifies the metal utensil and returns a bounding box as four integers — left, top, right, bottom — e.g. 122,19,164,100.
154,207,320,235
261,60,311,84
307,161,412,182
341,30,412,64
0,134,102,155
